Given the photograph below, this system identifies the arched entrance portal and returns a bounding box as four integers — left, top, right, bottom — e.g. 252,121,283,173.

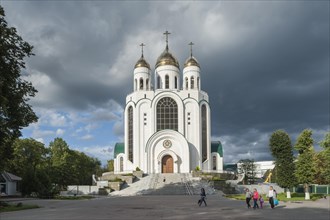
162,155,173,173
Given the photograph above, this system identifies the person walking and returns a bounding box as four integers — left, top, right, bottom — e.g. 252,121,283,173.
259,195,264,209
198,188,207,207
245,188,252,208
252,188,259,209
267,186,275,209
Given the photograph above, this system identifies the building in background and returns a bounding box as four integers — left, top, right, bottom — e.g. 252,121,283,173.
0,171,22,196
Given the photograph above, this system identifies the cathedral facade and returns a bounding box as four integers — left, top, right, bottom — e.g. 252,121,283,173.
114,32,223,174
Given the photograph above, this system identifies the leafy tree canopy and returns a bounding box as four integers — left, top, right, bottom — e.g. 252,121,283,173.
294,129,313,154
269,130,296,188
0,5,37,170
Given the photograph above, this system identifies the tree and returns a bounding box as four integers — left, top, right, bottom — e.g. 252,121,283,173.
238,159,256,184
315,132,330,184
49,138,77,189
294,129,316,200
0,5,37,171
49,138,102,189
107,159,114,172
269,130,296,198
9,138,51,196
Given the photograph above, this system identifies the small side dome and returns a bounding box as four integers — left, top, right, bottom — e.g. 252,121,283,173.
155,47,180,69
134,56,150,69
184,56,200,68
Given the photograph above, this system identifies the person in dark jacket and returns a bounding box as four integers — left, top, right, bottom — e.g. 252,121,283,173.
245,188,252,208
198,188,207,206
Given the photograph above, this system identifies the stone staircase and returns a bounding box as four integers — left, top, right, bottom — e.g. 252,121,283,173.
109,173,216,196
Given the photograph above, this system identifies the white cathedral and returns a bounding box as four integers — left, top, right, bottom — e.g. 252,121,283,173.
114,32,223,174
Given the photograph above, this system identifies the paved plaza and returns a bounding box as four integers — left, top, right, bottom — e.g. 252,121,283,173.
1,195,329,220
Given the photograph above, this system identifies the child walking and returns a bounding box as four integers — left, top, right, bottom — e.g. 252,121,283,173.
259,195,264,209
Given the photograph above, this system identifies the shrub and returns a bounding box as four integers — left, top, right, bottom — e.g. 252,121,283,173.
136,167,141,171
195,166,200,171
110,178,123,182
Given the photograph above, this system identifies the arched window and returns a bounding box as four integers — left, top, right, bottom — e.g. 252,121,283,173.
157,97,178,131
202,105,207,162
190,76,194,89
139,78,143,90
185,77,188,90
128,106,133,162
120,157,124,172
213,155,217,170
157,76,161,89
175,76,178,89
135,79,137,91
146,79,149,90
197,77,200,89
165,75,169,89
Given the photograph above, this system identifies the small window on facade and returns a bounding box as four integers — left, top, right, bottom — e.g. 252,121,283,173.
144,113,147,116
188,112,191,115
135,79,137,91
175,76,178,89
140,78,143,90
213,155,217,170
128,106,133,162
146,79,149,90
190,76,194,89
157,76,161,89
120,157,123,172
185,77,188,90
188,122,190,125
197,77,200,89
165,75,169,89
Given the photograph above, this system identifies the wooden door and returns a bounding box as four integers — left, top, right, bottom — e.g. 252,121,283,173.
162,155,173,173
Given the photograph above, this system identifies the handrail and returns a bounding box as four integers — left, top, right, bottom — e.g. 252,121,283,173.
181,174,194,195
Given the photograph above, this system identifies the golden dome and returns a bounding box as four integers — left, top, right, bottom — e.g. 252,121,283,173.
184,56,200,68
155,47,180,69
134,55,150,69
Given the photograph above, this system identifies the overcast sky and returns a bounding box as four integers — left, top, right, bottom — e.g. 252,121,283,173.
2,1,329,165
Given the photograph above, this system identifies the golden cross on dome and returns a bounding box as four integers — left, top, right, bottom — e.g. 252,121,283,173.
139,43,145,57
189,42,194,57
163,30,171,50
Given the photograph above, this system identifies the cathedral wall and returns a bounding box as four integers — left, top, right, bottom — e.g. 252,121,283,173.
184,100,200,171
136,100,151,171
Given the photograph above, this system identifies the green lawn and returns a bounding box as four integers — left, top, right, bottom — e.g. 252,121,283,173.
224,193,326,202
54,195,95,200
0,202,40,212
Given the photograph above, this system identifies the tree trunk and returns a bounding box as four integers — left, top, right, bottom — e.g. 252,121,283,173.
304,183,310,200
286,188,291,198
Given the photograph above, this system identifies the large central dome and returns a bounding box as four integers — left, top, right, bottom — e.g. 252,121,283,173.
155,46,179,69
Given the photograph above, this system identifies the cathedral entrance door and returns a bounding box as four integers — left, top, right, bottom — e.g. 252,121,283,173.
162,155,173,173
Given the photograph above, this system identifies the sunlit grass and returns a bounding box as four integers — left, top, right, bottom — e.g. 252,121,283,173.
224,193,327,202
54,195,95,200
0,202,40,212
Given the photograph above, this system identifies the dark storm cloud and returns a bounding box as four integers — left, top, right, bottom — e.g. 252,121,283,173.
2,1,329,163
202,2,329,138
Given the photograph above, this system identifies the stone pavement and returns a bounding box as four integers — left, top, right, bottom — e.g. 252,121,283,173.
1,195,329,220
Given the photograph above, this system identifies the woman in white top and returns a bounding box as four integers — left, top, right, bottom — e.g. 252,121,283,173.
268,186,275,209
